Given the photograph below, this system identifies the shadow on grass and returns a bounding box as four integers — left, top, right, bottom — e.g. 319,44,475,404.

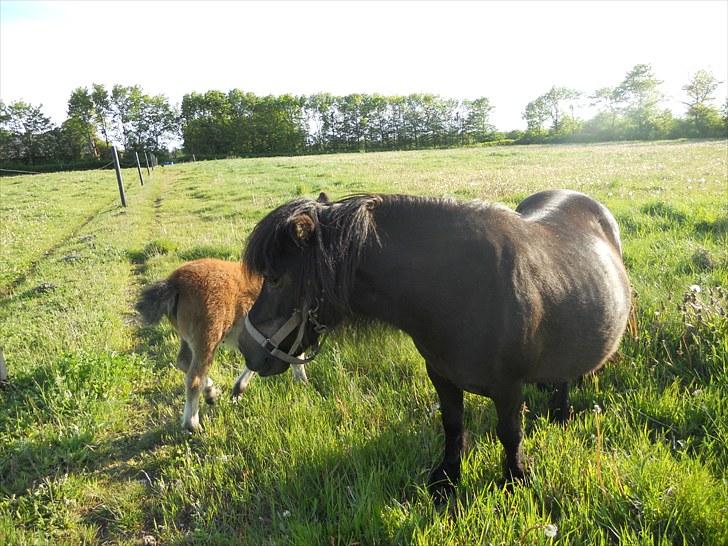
165,417,449,545
695,216,728,237
0,361,182,495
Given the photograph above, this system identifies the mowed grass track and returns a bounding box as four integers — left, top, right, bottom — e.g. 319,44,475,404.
0,141,726,545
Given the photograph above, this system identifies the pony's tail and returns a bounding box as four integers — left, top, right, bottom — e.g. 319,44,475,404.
135,280,178,325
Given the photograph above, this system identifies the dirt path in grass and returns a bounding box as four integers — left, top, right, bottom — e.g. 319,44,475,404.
0,198,119,299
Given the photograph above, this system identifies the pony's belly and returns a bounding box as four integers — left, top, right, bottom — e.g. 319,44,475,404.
524,239,630,381
526,311,629,382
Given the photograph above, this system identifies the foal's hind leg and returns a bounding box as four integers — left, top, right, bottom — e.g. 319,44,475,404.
178,339,219,406
426,361,465,503
176,340,192,372
203,376,221,405
182,342,216,433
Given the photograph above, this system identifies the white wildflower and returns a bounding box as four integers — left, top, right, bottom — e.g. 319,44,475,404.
593,404,602,414
282,510,291,518
689,284,701,293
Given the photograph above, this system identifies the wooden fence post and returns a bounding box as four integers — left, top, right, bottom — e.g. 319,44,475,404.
112,146,127,207
135,152,144,186
0,347,7,383
144,151,151,176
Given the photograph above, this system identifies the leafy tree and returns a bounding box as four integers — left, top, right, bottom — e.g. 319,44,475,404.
110,84,144,150
542,86,580,132
91,84,113,147
137,94,178,152
67,87,98,158
682,70,724,136
463,97,494,143
615,64,664,138
523,96,550,135
180,90,232,156
0,100,55,163
589,87,624,138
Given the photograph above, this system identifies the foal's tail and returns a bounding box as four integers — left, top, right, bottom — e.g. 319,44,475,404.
135,280,178,325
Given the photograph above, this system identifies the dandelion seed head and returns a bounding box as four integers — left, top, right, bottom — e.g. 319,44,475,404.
544,523,558,538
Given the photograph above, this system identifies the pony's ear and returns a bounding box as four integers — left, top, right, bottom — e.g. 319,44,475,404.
365,195,382,210
289,213,316,245
317,192,330,204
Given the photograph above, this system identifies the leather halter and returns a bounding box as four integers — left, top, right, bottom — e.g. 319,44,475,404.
244,299,328,365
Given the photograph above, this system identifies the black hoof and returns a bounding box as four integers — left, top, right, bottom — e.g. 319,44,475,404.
204,386,221,405
501,464,527,491
550,407,570,424
428,464,460,505
230,381,244,399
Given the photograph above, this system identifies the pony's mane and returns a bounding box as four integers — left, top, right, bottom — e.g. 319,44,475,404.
244,193,513,311
244,194,382,311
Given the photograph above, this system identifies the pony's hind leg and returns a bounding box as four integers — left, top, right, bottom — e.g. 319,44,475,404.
494,382,526,483
548,382,570,423
537,382,571,423
425,361,465,504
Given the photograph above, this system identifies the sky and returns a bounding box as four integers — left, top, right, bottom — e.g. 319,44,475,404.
1,0,726,131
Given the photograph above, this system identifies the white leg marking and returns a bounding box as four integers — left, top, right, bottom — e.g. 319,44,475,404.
182,384,201,432
291,363,308,383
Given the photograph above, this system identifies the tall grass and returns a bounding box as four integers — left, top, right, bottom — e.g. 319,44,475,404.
1,141,726,545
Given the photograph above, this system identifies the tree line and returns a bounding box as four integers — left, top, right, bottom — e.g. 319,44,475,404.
181,91,495,157
0,84,177,169
522,65,726,142
1,64,725,170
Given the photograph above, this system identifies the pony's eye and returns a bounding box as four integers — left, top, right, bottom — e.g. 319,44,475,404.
266,275,282,288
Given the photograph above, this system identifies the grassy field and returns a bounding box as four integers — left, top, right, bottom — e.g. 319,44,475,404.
1,140,726,545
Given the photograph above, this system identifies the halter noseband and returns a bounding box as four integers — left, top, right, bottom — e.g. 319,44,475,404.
244,298,328,365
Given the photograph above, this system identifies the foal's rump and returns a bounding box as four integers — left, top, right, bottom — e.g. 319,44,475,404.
515,190,631,382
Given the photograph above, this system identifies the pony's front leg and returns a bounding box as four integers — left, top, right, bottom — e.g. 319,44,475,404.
291,362,308,383
425,361,465,504
231,366,256,398
494,382,526,483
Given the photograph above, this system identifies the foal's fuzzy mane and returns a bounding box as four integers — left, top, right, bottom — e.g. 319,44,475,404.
244,194,382,311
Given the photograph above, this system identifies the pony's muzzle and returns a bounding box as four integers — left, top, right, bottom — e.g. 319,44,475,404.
238,327,291,376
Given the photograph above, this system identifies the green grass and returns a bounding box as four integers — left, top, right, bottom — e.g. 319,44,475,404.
1,140,726,545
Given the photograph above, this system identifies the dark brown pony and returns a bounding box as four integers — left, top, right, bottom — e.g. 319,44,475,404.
238,190,631,501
